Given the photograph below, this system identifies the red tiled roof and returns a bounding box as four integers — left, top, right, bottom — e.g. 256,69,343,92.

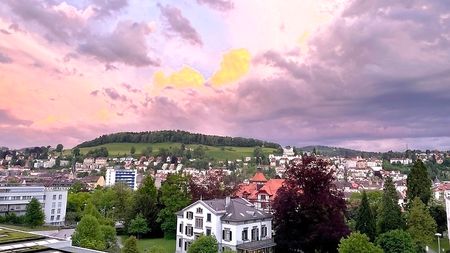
235,183,258,200
250,172,267,182
259,179,285,200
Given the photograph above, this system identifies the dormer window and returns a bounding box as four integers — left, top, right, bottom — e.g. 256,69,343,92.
196,207,203,214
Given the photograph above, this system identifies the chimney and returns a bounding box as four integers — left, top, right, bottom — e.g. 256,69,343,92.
225,196,231,208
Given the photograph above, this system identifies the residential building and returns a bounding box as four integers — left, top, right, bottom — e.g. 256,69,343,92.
176,197,275,253
0,185,68,225
235,171,284,213
105,168,137,190
79,175,105,190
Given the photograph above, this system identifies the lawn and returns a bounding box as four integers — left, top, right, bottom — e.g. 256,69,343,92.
121,236,175,253
67,142,277,160
0,227,44,244
429,236,450,252
0,224,56,232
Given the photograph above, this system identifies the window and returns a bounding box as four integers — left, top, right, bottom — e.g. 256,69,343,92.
223,229,232,242
179,223,183,233
251,227,259,241
56,215,60,220
178,239,182,248
206,213,211,222
195,217,203,229
57,209,61,214
58,194,62,200
58,202,62,208
206,227,211,236
196,207,203,214
51,209,55,214
52,202,56,208
51,215,54,221
261,225,268,238
261,194,266,200
185,225,193,236
186,211,193,220
242,228,248,241
53,195,56,200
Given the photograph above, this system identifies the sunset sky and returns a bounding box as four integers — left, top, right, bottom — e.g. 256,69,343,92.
0,0,450,151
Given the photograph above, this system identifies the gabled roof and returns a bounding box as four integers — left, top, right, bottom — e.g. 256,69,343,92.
259,179,284,198
250,172,267,182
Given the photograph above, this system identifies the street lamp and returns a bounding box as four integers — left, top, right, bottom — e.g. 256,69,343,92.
435,233,442,253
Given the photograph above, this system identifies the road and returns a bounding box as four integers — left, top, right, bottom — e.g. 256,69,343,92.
33,228,75,240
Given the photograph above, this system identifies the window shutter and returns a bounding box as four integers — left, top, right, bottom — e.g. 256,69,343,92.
222,230,225,240
230,231,232,241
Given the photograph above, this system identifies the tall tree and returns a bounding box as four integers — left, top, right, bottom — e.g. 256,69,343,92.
157,173,191,239
55,144,64,153
100,224,118,252
128,213,149,239
407,160,432,205
338,232,383,253
132,176,160,237
24,198,45,227
377,177,404,234
407,197,437,251
189,170,237,201
376,230,415,253
188,235,218,253
273,156,349,253
72,215,106,250
130,146,136,155
429,204,447,234
355,191,376,241
122,236,139,253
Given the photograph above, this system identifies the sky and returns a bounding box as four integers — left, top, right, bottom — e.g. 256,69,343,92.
0,0,450,151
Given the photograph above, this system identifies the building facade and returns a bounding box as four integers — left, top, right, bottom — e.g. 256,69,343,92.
105,168,137,190
176,197,275,253
0,185,68,225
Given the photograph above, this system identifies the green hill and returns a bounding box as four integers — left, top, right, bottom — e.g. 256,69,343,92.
298,145,381,158
71,142,276,160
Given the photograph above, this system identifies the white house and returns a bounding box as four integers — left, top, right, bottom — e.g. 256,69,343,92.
0,185,68,225
176,197,275,253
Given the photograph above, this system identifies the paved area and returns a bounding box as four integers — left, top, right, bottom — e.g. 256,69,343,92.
34,229,75,240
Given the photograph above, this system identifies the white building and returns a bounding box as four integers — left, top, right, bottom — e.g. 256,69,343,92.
105,168,137,190
176,197,275,253
390,158,413,165
0,185,68,225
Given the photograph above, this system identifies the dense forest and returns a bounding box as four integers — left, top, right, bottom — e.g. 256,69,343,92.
76,130,281,149
298,145,383,158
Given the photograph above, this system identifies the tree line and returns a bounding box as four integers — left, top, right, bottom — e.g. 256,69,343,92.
76,130,280,149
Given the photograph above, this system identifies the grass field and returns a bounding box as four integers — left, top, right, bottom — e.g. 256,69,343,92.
121,236,175,253
429,236,450,252
67,142,277,160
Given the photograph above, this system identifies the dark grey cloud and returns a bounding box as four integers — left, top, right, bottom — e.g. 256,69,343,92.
0,109,32,125
158,3,203,46
103,88,128,102
92,0,128,17
78,20,160,67
0,52,12,63
196,0,233,11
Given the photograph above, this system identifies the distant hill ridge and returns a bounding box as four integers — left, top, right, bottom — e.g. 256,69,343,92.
299,145,381,157
76,130,281,149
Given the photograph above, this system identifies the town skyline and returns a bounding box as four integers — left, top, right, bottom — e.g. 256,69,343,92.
1,0,450,151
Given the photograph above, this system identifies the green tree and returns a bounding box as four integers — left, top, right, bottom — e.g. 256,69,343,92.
338,232,383,253
24,198,45,227
376,229,415,253
377,177,404,234
100,225,118,251
253,147,266,165
407,197,437,251
72,215,106,250
56,144,64,153
429,204,447,234
141,146,153,157
188,235,219,253
128,213,149,239
122,236,140,253
130,146,136,155
192,145,206,159
72,148,81,157
407,160,432,205
132,176,159,237
355,191,376,241
157,173,191,239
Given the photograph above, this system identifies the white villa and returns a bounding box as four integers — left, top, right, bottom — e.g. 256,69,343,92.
176,197,275,253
